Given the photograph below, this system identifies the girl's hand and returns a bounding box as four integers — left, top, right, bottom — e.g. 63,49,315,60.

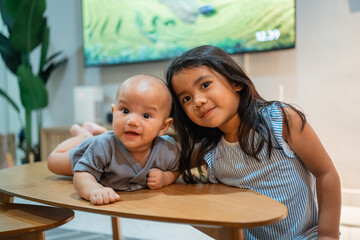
147,168,165,189
89,187,120,205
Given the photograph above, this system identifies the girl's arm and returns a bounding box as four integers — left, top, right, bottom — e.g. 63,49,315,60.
284,108,341,240
73,171,120,205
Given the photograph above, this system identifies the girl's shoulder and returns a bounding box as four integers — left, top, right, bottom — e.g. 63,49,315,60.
259,101,285,117
260,102,296,158
259,102,285,128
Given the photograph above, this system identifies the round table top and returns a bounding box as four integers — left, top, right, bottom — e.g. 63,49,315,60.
0,202,74,236
0,161,287,228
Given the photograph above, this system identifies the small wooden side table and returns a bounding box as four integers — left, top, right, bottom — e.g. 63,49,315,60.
0,202,74,240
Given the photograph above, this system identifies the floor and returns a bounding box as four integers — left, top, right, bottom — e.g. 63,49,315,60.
44,219,360,240
340,188,360,240
45,210,213,240
340,225,360,240
14,194,360,240
45,228,113,240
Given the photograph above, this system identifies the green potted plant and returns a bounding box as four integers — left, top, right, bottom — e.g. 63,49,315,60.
0,0,67,162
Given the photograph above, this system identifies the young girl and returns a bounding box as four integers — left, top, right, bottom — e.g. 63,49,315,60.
166,45,341,240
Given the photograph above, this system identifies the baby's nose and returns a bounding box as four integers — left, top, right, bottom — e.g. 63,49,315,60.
126,115,140,127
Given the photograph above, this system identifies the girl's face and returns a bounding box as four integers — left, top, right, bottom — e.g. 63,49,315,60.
172,66,243,134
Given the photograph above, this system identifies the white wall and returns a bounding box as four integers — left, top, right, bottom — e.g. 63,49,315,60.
298,0,360,189
295,1,360,189
1,0,359,188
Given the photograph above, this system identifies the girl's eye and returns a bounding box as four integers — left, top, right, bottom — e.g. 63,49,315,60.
182,96,191,103
201,82,210,89
121,108,129,114
143,113,150,119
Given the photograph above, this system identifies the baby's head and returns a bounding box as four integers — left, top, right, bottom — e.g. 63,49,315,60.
111,75,173,152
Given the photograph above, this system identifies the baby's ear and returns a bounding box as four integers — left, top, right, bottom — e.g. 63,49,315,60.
158,118,173,136
111,104,115,114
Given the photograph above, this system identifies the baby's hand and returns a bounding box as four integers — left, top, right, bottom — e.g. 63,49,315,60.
147,168,165,189
89,187,120,205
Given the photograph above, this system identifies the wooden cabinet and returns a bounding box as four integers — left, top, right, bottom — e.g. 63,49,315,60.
40,127,72,161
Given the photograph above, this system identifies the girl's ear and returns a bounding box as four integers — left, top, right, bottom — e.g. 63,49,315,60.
233,82,243,92
158,118,173,136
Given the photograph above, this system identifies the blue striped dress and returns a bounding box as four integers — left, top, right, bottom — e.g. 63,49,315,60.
204,103,318,239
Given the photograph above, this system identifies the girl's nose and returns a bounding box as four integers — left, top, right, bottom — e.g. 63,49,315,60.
126,115,140,127
194,95,207,109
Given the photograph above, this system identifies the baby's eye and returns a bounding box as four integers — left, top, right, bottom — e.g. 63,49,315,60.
121,108,129,114
143,113,151,119
201,82,211,89
182,96,191,103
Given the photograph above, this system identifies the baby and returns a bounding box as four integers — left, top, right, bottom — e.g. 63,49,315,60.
47,75,180,205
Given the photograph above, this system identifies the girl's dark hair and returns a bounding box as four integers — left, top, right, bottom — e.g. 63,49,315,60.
166,45,305,183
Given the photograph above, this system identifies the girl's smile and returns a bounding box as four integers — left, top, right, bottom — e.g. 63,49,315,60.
201,107,215,118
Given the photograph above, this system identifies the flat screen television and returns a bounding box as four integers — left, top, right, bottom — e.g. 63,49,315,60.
81,0,296,66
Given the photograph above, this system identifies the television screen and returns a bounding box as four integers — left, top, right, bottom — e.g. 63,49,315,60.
82,0,296,66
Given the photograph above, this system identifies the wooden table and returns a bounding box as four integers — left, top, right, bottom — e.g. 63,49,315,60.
0,162,287,240
0,202,74,240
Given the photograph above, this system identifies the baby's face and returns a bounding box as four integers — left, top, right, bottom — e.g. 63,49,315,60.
111,78,171,153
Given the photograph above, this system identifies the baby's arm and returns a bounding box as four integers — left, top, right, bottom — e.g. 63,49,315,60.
73,171,120,205
146,168,180,189
284,108,341,240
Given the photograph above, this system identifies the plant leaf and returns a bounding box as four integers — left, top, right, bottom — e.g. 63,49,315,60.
44,51,62,66
3,0,22,19
40,57,68,84
17,65,48,111
0,0,14,31
0,87,20,113
10,0,46,53
0,32,21,74
39,23,49,74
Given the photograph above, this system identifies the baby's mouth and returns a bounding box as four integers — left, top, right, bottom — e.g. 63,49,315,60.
125,131,140,136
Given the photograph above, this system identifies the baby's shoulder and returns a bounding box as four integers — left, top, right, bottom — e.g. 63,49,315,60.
157,135,177,144
154,135,180,154
87,131,117,148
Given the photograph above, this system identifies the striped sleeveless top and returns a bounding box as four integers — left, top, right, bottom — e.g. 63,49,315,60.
204,103,318,239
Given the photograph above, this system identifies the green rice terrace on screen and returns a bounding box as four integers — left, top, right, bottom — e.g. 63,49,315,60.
82,0,295,66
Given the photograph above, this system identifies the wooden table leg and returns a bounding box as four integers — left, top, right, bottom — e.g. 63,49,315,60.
192,226,244,240
0,192,14,203
111,217,121,240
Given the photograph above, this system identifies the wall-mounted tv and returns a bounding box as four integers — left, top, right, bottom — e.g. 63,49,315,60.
82,0,296,67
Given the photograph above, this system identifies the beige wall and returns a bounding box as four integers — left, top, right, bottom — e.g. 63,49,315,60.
1,0,359,188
